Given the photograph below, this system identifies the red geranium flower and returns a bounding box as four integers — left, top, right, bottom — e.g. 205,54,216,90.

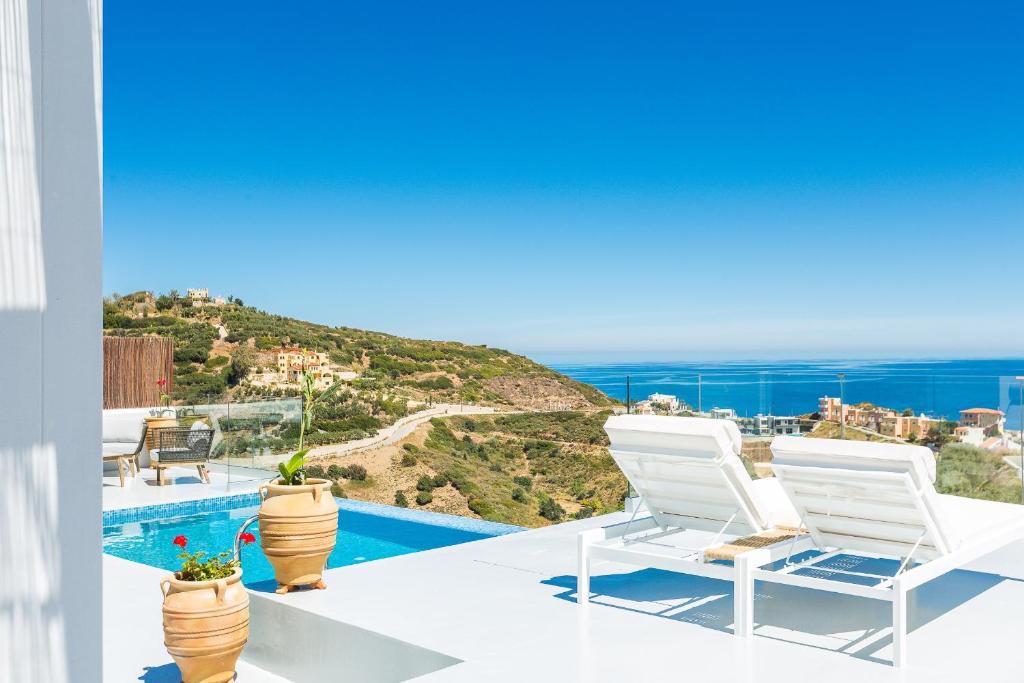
157,378,167,387
173,535,187,549
239,532,256,546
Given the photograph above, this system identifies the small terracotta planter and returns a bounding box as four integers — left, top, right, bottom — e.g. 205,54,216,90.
145,414,178,450
258,478,338,594
161,567,249,683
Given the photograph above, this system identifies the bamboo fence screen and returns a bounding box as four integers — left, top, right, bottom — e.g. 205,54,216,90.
103,336,174,409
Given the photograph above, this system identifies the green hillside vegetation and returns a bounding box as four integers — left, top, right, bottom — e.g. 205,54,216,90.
396,411,625,526
936,443,1021,503
102,290,614,409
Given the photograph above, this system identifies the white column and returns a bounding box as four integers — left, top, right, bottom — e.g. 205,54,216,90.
0,0,103,680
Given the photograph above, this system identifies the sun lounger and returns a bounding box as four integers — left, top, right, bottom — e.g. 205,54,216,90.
577,415,813,634
748,435,1024,666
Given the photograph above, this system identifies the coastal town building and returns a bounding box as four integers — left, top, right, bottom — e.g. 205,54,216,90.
738,413,803,436
648,393,681,412
633,393,688,415
959,408,1005,434
186,288,209,301
879,414,934,440
709,407,737,420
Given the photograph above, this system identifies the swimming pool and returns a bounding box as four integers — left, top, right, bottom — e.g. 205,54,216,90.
103,494,522,585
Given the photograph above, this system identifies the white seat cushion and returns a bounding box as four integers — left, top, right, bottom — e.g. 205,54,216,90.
771,435,936,485
771,436,957,555
750,478,801,529
102,408,149,444
605,415,790,532
939,494,1024,546
102,442,138,457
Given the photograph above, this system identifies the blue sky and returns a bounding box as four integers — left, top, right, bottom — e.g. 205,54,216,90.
104,1,1024,360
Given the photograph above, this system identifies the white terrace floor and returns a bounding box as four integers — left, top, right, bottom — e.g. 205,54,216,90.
104,483,1024,682
102,462,268,510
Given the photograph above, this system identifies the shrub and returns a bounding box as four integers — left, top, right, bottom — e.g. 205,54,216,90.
512,475,532,490
394,490,409,507
326,464,344,480
570,476,593,500
539,496,565,522
342,464,367,481
400,452,417,467
511,487,527,503
205,355,229,369
416,491,433,506
467,497,493,518
416,475,436,492
402,443,419,453
330,482,346,498
304,463,326,479
432,473,448,488
573,507,594,520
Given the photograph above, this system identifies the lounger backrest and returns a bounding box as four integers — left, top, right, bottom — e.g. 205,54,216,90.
605,415,769,534
770,436,958,560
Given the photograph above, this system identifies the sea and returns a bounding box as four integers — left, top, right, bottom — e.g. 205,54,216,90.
547,359,1024,429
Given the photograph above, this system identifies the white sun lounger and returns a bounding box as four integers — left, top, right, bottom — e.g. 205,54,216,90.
748,435,1024,666
577,415,812,634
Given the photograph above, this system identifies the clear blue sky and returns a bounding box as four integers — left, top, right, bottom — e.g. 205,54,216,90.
104,1,1024,361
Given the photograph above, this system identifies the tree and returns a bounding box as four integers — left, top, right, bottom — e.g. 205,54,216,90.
902,408,914,417
228,347,255,386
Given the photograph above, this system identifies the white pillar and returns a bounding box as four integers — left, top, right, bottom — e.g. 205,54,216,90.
0,0,103,680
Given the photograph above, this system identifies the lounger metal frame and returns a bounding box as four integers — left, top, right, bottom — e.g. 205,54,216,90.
743,465,1024,667
577,507,814,636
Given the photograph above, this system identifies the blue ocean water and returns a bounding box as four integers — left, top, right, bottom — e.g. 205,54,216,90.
549,359,1024,428
103,500,518,585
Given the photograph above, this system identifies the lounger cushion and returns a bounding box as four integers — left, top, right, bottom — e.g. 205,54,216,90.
939,495,1024,543
771,436,959,556
750,478,802,529
771,436,936,485
605,415,791,533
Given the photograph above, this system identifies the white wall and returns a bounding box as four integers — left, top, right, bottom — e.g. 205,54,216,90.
0,0,103,680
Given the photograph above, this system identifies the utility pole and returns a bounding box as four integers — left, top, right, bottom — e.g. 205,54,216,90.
697,374,703,415
1017,377,1024,504
838,373,847,439
626,375,631,414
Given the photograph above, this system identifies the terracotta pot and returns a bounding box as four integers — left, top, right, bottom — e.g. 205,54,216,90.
161,567,249,683
145,414,179,450
258,478,338,593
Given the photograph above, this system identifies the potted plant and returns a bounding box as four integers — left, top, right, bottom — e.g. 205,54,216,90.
145,378,179,450
258,371,340,594
160,532,255,683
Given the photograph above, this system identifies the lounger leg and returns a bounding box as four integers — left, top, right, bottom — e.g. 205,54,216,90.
892,585,907,667
577,534,591,605
734,555,754,637
116,458,125,488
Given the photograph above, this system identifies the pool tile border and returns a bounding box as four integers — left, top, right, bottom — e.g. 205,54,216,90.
103,492,523,537
102,492,261,527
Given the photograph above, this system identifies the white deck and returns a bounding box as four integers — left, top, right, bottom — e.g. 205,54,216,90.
102,463,268,510
103,555,286,682
104,504,1024,682
257,512,1024,682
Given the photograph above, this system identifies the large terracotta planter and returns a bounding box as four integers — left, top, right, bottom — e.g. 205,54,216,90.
161,568,249,683
258,478,338,593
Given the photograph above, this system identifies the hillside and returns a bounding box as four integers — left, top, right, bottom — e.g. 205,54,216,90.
102,290,614,411
306,411,629,527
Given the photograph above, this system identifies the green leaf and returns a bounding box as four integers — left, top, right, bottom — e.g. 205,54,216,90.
278,462,290,481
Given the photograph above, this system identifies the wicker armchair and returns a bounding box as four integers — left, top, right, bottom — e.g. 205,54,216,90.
152,426,214,485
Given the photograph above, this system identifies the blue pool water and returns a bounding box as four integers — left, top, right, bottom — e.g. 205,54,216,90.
103,496,521,585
